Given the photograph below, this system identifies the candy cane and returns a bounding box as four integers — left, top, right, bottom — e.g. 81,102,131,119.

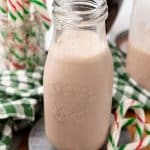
13,28,26,45
0,0,8,14
1,0,50,70
15,0,25,25
107,99,150,150
7,0,25,25
7,0,17,23
9,27,27,69
30,0,50,30
9,45,26,69
22,0,30,20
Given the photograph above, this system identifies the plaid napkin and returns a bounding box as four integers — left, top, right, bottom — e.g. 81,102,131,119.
111,44,150,109
0,45,150,150
0,67,43,150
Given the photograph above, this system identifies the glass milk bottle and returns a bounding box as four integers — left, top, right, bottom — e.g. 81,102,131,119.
126,0,150,91
44,0,113,149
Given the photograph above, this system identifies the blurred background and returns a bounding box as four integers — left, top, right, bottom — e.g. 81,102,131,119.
106,0,122,31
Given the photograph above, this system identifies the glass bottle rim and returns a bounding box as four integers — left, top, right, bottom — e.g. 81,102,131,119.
53,0,108,27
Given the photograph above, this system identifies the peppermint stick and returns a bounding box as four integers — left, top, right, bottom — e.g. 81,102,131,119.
9,28,26,69
26,24,40,68
2,0,51,28
15,0,25,25
30,0,50,30
18,0,29,15
7,0,25,25
7,0,17,23
13,27,25,46
0,0,7,14
0,0,50,70
9,46,26,69
107,99,150,150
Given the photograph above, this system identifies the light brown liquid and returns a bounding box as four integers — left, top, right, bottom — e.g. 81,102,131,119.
126,44,150,91
44,31,113,150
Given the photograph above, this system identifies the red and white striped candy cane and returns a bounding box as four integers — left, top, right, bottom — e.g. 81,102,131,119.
0,0,8,14
6,27,27,69
22,0,30,18
9,45,26,69
15,0,25,25
107,99,150,150
7,0,17,23
7,0,25,25
30,0,51,30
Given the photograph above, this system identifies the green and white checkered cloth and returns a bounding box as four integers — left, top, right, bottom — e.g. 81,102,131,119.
111,44,150,109
0,45,150,150
0,67,43,150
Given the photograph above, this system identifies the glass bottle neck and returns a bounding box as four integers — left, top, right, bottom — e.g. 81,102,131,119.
51,0,108,48
52,0,108,29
